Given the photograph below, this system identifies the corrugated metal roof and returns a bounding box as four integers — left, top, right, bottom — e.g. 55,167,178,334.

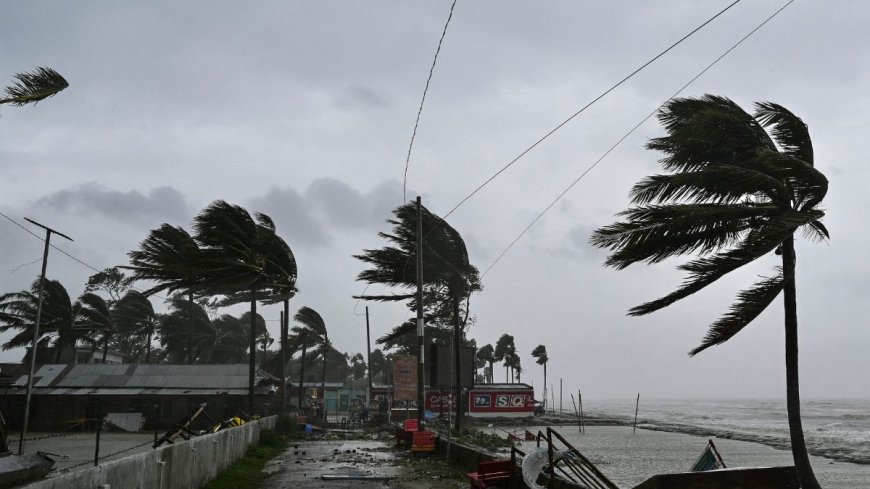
13,363,274,392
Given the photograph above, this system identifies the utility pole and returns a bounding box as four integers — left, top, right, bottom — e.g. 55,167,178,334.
19,218,72,455
365,306,372,405
416,196,425,425
280,310,286,414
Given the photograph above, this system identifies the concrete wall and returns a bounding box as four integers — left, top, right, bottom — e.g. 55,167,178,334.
23,416,276,489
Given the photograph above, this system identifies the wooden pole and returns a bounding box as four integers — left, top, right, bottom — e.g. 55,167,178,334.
633,393,640,434
559,378,563,414
579,391,585,434
365,306,372,405
570,394,580,433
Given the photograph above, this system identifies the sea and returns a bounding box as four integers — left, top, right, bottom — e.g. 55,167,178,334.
523,398,870,488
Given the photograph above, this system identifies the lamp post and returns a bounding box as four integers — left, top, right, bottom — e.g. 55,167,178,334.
18,218,72,455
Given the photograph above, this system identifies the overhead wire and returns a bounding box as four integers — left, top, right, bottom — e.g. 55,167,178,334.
480,0,796,278
403,0,459,202
0,210,167,301
443,0,741,219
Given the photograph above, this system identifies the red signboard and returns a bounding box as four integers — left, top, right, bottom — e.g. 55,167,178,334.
425,391,456,410
392,356,417,401
468,389,534,416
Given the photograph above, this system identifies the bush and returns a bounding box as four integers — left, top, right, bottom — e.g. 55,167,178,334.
275,414,302,439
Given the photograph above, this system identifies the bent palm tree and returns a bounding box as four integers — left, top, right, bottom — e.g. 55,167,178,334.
0,279,95,362
77,293,113,362
531,345,548,408
1,67,68,107
476,344,495,383
292,306,328,409
195,201,296,414
112,291,159,362
591,95,827,489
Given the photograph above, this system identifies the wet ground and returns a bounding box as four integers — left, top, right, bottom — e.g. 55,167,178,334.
261,439,468,489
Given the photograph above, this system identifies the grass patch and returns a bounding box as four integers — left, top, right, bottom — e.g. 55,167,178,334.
202,430,287,489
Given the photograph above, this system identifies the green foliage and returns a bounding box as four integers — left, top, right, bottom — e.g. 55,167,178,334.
1,67,68,107
591,95,828,355
202,429,287,489
354,202,481,355
275,414,302,439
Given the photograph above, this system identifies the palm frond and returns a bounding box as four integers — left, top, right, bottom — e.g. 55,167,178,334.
592,203,775,269
754,102,813,166
1,67,69,106
689,271,784,356
630,166,786,206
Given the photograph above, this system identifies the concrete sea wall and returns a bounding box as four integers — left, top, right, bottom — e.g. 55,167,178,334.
23,415,276,489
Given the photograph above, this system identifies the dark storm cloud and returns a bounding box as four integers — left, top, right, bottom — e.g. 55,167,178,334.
34,183,189,225
247,178,403,249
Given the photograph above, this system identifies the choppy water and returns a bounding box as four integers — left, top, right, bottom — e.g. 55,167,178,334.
578,398,870,465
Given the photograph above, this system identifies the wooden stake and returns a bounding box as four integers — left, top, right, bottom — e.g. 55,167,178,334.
633,393,640,434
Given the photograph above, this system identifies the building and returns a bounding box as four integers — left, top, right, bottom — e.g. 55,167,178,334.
3,363,279,431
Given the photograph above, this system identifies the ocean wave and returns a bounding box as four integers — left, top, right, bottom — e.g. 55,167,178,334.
636,420,870,465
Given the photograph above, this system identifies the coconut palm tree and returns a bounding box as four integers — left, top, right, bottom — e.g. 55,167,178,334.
1,67,68,108
531,344,548,408
112,290,159,362
158,297,216,363
476,344,495,384
76,293,113,362
591,95,827,489
194,200,297,414
493,334,515,383
292,306,328,410
0,279,97,362
127,224,208,364
355,202,480,430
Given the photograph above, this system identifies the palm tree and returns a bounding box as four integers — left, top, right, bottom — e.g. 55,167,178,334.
292,306,328,409
493,334,515,383
591,95,827,489
0,279,96,362
531,345,548,408
476,344,495,383
76,293,113,362
195,200,297,414
1,67,68,108
158,298,216,363
211,314,248,363
355,202,481,430
369,348,388,384
112,291,158,362
127,224,208,364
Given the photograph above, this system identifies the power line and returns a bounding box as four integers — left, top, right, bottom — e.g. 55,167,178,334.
444,0,741,218
481,0,795,278
0,210,167,301
403,0,459,202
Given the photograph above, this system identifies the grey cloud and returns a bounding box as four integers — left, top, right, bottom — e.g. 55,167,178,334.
34,183,189,226
248,178,404,250
248,186,331,249
332,85,393,111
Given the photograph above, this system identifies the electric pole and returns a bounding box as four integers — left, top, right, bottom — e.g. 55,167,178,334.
416,196,425,425
19,218,72,455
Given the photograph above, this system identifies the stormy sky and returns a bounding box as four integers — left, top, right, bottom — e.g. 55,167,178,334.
2,1,868,401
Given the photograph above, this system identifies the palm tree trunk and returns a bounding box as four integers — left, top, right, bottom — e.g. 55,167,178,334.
298,336,307,411
187,293,194,365
543,362,547,409
101,335,109,363
146,331,152,363
248,289,256,416
281,299,289,414
782,235,821,489
452,295,462,432
320,344,328,419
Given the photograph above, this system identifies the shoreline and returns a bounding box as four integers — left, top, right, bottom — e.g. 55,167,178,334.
481,413,870,465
